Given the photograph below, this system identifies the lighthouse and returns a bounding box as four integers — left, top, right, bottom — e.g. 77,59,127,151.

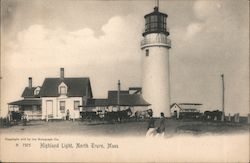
141,5,171,117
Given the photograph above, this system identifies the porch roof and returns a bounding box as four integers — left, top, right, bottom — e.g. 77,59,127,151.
8,99,42,106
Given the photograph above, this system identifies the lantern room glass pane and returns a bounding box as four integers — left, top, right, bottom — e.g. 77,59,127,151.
144,14,167,34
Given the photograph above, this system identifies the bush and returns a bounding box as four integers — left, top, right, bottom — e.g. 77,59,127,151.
0,117,11,128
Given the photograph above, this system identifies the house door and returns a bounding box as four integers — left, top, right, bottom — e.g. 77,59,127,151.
46,100,53,118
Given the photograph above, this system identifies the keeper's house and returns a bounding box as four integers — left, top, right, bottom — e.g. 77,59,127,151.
8,68,150,120
8,68,93,120
39,68,92,120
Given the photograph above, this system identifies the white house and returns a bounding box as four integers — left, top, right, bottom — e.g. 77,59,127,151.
39,68,93,120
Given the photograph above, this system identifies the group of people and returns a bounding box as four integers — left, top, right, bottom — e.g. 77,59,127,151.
146,112,166,137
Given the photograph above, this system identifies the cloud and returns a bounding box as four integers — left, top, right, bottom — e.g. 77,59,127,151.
5,15,142,69
180,1,223,41
193,1,222,20
185,22,203,40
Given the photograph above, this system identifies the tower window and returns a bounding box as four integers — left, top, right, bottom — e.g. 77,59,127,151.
146,49,149,57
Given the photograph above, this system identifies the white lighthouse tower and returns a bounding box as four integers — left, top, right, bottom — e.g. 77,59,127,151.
141,5,171,117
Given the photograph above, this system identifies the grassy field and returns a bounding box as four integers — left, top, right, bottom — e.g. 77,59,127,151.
1,119,249,137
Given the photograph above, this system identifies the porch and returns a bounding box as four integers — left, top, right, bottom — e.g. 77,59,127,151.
8,99,42,120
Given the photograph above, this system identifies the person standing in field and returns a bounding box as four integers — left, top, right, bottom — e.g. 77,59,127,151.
22,113,27,126
156,112,166,137
146,110,156,137
66,109,70,120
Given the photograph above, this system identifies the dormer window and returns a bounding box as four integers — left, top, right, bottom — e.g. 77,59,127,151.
35,90,40,95
34,87,41,95
58,82,67,95
60,86,66,95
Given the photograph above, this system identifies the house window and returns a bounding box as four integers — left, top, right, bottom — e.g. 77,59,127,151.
146,49,149,57
34,90,40,95
60,101,65,113
74,101,80,110
59,86,66,95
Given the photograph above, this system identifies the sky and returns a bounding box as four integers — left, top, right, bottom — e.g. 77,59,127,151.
1,0,249,116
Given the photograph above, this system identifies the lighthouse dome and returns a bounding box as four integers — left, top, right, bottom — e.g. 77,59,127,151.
143,7,169,37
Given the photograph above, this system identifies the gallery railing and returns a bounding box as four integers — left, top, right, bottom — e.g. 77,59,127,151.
141,36,171,48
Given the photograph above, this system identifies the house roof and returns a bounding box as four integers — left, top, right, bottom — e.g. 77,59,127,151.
178,103,202,106
170,103,178,108
108,90,129,99
8,99,41,106
129,87,142,90
107,90,150,106
171,103,202,107
21,87,40,98
86,99,108,107
85,91,150,107
171,103,202,111
129,87,142,94
170,103,181,109
108,94,151,106
39,78,92,97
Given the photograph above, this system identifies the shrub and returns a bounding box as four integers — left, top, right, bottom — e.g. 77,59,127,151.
0,117,11,128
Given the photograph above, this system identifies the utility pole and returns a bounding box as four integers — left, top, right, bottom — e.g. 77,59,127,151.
156,0,159,8
221,74,225,122
117,80,121,111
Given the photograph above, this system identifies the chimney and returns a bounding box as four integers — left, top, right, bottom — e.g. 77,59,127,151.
154,6,158,12
28,77,32,88
118,80,121,92
60,68,64,79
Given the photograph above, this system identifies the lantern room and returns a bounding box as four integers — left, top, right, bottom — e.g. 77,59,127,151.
143,7,169,37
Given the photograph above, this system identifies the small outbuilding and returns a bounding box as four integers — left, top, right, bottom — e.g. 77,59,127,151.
170,103,202,119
